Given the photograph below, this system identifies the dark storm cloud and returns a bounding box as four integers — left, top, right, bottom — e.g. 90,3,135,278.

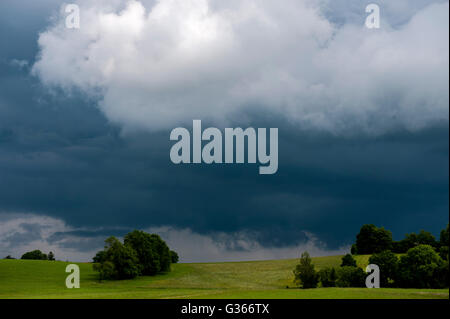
0,0,448,261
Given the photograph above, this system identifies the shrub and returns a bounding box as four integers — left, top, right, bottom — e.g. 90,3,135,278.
368,250,398,287
355,224,392,254
341,254,357,267
318,267,337,287
293,251,319,289
336,266,366,287
397,244,446,288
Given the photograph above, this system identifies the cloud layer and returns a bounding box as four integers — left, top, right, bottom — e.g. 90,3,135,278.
33,0,449,134
0,213,347,262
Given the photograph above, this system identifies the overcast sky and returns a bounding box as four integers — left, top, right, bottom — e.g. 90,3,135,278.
0,0,448,262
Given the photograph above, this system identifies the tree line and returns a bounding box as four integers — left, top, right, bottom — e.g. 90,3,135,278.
294,224,449,289
3,250,56,261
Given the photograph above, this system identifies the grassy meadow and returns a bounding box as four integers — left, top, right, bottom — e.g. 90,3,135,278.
0,255,448,299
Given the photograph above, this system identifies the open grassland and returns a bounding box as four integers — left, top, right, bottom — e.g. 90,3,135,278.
0,255,448,299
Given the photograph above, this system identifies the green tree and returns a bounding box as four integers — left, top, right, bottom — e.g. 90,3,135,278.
98,236,140,279
124,230,171,275
341,254,357,267
293,251,319,289
355,224,392,254
21,250,47,260
93,261,116,282
439,224,449,260
318,267,337,287
397,244,446,288
48,251,55,261
369,250,398,287
336,266,366,287
93,250,107,264
170,250,179,263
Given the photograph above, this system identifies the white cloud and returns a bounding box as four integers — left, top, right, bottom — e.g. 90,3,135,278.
32,0,449,135
0,213,346,262
146,226,348,262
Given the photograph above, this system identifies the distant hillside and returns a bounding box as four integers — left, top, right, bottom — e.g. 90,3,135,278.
0,256,447,299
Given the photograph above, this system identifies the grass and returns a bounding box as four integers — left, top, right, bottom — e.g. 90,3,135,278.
0,255,448,299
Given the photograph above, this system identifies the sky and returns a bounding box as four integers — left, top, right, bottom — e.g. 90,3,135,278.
0,0,448,262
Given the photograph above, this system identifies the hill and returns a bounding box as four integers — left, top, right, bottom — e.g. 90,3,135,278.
0,255,448,299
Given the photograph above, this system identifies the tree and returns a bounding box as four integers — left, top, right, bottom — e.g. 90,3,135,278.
318,267,337,287
341,254,357,267
397,245,445,288
170,250,179,263
368,250,398,287
93,250,107,264
355,224,392,254
293,251,319,289
400,230,438,252
93,261,116,282
440,224,449,247
93,236,140,280
124,230,171,275
48,251,55,261
336,266,366,287
4,255,15,259
21,250,47,260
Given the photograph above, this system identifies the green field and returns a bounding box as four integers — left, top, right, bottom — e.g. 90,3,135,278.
0,255,448,299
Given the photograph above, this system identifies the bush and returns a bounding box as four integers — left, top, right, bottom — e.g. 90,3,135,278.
293,252,319,289
341,254,357,267
318,267,337,287
170,250,179,263
397,244,446,288
355,224,392,254
21,250,48,260
336,266,366,287
368,250,398,287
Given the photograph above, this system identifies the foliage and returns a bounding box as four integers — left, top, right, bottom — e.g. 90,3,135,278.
336,266,366,287
94,236,140,280
124,230,171,275
21,250,48,260
93,261,116,281
355,224,392,254
439,246,449,261
341,254,357,267
48,251,55,261
4,255,15,259
397,245,446,288
93,250,107,264
293,251,319,289
318,267,337,287
368,250,398,287
170,250,179,263
440,224,449,247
